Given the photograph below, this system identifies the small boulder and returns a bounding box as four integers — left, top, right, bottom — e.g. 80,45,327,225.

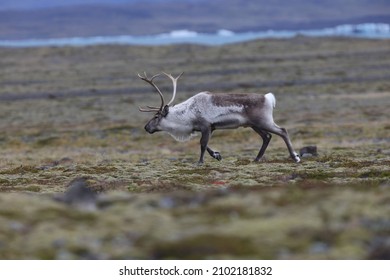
299,146,318,158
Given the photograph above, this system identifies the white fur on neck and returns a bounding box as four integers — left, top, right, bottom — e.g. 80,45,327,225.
164,130,198,142
159,111,197,142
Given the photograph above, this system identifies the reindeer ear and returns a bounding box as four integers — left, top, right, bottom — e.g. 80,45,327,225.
162,105,169,117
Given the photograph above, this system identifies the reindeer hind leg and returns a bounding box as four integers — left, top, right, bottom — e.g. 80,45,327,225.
252,126,272,161
262,123,300,163
207,147,222,161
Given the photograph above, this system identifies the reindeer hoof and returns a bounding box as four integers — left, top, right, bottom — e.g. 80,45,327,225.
293,152,301,163
213,152,222,161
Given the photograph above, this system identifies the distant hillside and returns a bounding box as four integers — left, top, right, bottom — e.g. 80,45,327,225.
0,0,389,39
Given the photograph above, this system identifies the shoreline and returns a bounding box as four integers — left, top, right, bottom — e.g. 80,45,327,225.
1,23,389,48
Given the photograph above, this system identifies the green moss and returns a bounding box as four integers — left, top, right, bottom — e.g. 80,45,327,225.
35,136,60,147
0,165,39,175
25,185,42,192
295,170,335,180
127,184,140,192
0,178,11,185
36,249,57,260
150,234,259,259
359,170,390,179
173,168,212,176
235,158,252,166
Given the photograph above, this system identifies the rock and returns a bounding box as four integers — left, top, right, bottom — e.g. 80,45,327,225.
299,146,318,157
54,177,98,211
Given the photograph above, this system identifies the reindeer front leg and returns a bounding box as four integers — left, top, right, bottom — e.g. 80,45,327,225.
198,127,211,165
199,127,222,164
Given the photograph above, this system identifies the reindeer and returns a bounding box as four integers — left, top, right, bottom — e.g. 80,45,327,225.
138,72,300,165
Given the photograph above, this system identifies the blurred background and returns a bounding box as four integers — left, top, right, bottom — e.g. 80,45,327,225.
0,0,389,40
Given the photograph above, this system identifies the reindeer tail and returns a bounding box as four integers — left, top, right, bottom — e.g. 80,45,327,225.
265,92,276,109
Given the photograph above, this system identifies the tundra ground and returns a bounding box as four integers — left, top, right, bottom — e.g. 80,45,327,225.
0,37,389,259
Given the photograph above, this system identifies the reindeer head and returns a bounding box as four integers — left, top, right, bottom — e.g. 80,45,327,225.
138,72,183,134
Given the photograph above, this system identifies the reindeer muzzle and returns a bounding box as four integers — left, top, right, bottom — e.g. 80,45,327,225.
144,124,156,134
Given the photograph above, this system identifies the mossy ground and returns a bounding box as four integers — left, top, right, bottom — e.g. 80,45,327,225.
0,37,389,259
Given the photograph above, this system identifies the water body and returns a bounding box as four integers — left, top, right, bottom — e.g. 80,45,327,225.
0,23,389,48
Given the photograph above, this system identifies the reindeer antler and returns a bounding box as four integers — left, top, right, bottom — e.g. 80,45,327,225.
138,72,165,112
163,72,183,106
